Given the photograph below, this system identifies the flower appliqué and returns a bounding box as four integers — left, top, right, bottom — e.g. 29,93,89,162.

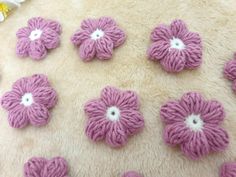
16,17,62,60
24,157,69,177
224,53,236,92
147,19,202,73
71,17,126,61
160,92,229,160
84,86,144,148
122,171,143,177
220,162,236,177
1,74,58,128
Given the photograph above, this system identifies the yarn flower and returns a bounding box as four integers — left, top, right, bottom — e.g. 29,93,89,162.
220,162,236,177
147,19,202,73
16,17,61,60
71,17,126,61
122,171,143,177
1,74,57,128
84,86,144,148
224,53,236,92
24,157,69,177
160,92,229,160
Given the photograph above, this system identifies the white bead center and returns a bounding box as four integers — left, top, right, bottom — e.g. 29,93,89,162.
90,29,104,40
29,29,42,41
170,37,185,50
20,93,34,107
185,114,204,132
106,106,120,121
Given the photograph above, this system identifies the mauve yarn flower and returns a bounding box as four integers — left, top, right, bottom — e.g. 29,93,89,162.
122,171,143,177
1,74,57,128
71,17,126,61
224,53,236,92
160,92,229,160
16,17,61,60
24,157,69,177
147,19,202,73
220,162,236,177
84,86,144,148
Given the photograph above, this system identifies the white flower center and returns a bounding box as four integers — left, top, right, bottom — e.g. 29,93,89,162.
170,37,185,50
185,114,204,132
90,29,104,40
20,93,34,107
29,29,42,41
106,106,120,121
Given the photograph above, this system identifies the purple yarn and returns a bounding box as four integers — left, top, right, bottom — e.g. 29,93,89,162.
71,17,126,61
24,157,69,177
16,17,61,60
147,19,202,73
84,86,144,148
122,171,143,177
224,53,236,92
160,92,229,160
1,74,58,128
220,162,236,177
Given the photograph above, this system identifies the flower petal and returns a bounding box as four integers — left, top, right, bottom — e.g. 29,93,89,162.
105,26,126,47
41,27,60,49
180,92,206,115
8,105,29,128
204,124,229,152
27,103,50,127
151,25,172,42
160,101,188,124
147,41,170,61
1,91,21,111
42,157,68,177
160,49,185,72
122,171,143,177
16,38,30,57
181,131,210,160
29,40,47,60
96,36,114,60
182,32,201,45
98,17,117,30
79,39,96,61
24,157,47,177
32,87,58,109
105,122,128,147
164,122,191,146
170,19,188,38
117,90,140,110
101,86,121,107
84,99,107,118
120,110,144,136
220,162,236,177
201,100,225,125
81,18,98,32
224,59,236,81
28,17,47,30
16,27,31,39
46,19,62,34
71,30,90,46
184,43,202,69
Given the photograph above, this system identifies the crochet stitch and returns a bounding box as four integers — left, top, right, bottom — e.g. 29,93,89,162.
1,74,57,128
16,17,61,60
71,17,126,61
224,53,236,92
122,171,143,177
24,157,69,177
160,92,229,160
220,162,236,177
147,19,202,73
84,86,144,148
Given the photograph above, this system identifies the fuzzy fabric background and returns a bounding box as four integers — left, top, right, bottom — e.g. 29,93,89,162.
0,0,236,176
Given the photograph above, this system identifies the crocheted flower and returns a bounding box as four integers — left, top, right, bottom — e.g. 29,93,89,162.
24,157,69,177
16,17,61,60
1,74,57,128
160,92,229,160
224,53,236,92
71,17,126,61
122,171,143,177
220,162,236,177
147,19,202,72
84,86,144,148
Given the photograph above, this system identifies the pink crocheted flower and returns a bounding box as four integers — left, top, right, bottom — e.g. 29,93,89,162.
160,92,229,160
84,86,144,148
147,19,202,72
1,74,57,128
71,17,126,61
224,53,236,92
122,171,143,177
220,162,236,177
24,157,69,177
16,17,61,60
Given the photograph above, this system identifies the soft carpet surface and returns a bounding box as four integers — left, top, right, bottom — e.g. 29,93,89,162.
1,0,236,176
